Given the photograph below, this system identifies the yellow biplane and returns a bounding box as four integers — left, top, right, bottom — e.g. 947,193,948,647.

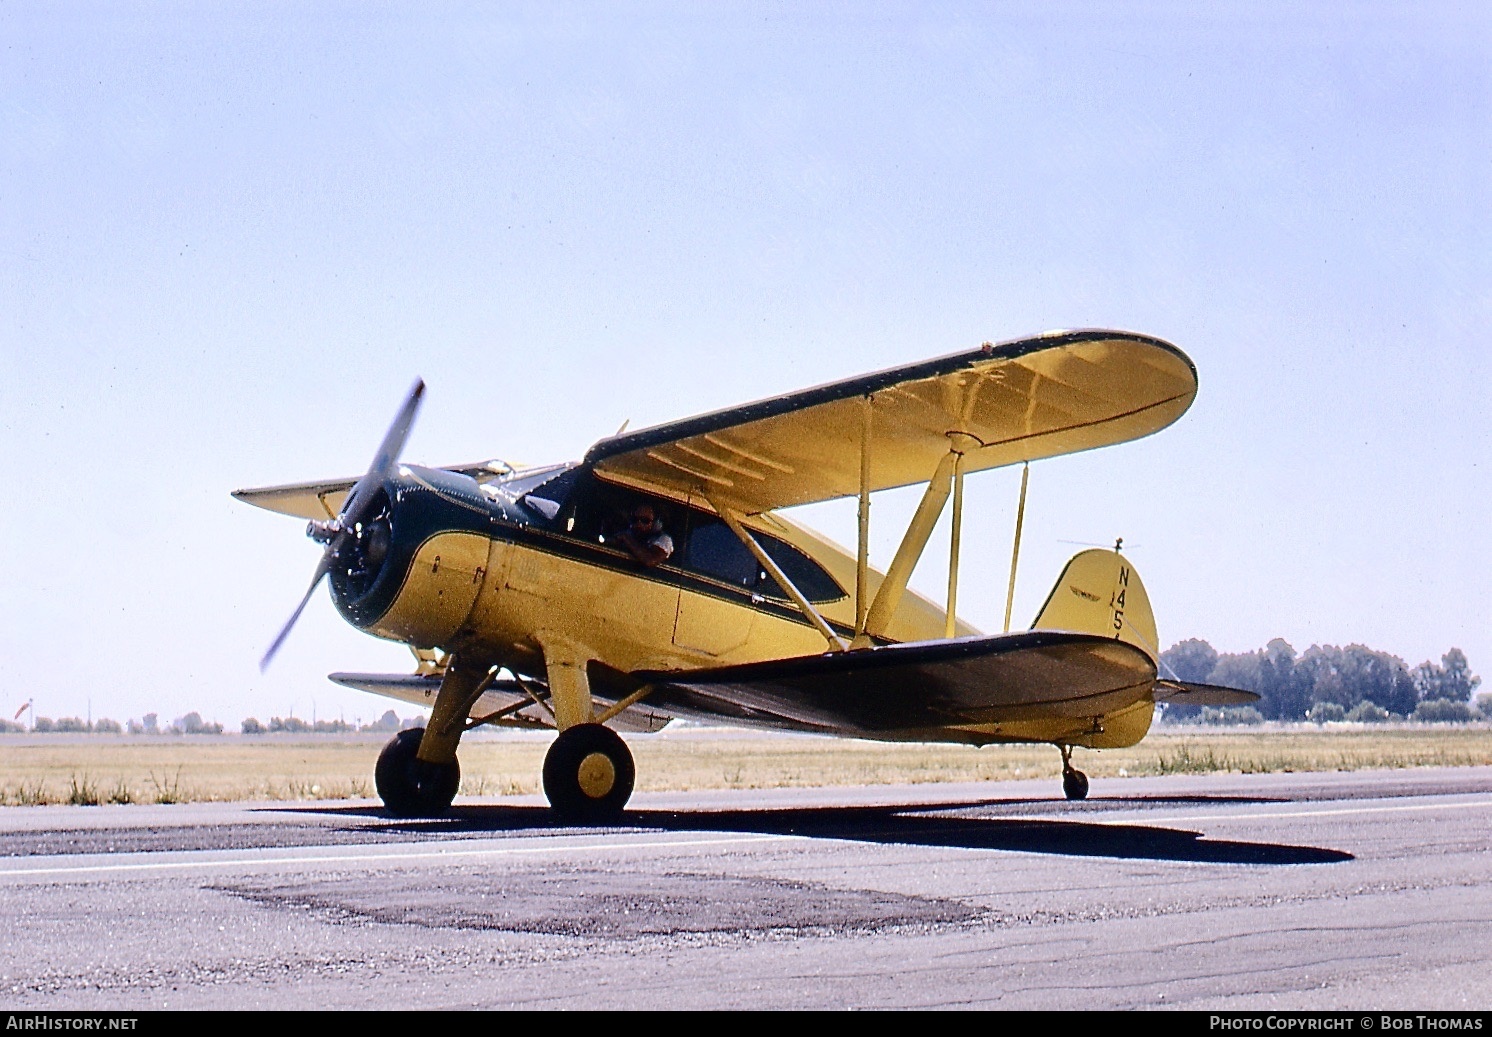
236,330,1253,819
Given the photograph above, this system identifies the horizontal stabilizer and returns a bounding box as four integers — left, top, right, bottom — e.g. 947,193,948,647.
635,630,1158,735
1152,679,1261,706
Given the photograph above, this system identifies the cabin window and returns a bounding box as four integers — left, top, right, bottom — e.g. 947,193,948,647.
680,519,845,604
756,532,847,603
684,523,759,588
505,468,845,604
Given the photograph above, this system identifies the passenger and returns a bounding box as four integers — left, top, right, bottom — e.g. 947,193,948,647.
611,504,674,568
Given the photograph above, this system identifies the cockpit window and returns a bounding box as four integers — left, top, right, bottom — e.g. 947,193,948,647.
497,466,845,605
685,523,759,587
757,532,846,603
681,518,845,603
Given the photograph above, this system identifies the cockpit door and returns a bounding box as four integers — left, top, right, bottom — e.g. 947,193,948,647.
671,497,755,658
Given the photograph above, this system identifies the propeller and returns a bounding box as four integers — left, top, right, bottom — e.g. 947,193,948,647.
260,379,425,671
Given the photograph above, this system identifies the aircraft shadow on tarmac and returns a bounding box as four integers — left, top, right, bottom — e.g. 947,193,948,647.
288,796,1353,866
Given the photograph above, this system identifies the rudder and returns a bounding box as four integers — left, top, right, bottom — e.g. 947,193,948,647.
1031,549,1159,662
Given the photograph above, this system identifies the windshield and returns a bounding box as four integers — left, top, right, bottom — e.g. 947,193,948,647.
492,464,583,525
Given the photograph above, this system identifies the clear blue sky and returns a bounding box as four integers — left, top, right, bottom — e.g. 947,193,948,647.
2,2,1487,727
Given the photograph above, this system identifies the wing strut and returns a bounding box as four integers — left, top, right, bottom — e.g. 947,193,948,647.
1003,462,1030,632
855,394,873,637
708,496,849,652
594,683,658,725
943,438,974,639
856,447,958,644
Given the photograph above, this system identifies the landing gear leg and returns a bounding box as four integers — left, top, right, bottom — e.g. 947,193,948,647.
374,652,493,817
1058,743,1089,801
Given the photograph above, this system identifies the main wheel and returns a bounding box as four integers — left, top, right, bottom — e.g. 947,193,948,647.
1062,768,1090,801
375,727,461,817
543,723,635,822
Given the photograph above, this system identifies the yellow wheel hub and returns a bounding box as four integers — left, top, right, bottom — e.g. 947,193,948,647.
576,751,617,799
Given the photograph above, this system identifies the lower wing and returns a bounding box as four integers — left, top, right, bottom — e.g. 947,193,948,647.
635,631,1159,736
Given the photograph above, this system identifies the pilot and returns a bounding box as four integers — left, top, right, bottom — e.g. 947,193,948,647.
611,504,674,568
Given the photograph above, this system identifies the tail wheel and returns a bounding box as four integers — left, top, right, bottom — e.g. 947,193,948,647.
375,727,461,817
543,723,635,822
1062,767,1090,801
1057,742,1089,801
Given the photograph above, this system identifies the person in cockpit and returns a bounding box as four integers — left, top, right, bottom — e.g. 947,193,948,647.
609,503,674,568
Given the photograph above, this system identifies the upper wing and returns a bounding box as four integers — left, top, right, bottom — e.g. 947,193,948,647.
587,330,1196,513
634,630,1158,735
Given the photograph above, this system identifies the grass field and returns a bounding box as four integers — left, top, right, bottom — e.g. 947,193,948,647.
2,725,1491,806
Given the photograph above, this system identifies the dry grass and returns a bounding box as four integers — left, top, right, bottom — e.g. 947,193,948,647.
0,726,1489,805
0,737,386,806
633,726,1492,791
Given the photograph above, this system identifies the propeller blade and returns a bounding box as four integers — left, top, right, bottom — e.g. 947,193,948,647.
260,546,336,672
260,379,424,672
339,378,425,531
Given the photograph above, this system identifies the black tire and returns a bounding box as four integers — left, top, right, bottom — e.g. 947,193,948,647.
375,727,461,817
1062,768,1090,801
542,723,635,822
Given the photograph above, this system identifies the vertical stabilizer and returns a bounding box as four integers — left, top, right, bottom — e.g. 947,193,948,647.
1031,549,1159,661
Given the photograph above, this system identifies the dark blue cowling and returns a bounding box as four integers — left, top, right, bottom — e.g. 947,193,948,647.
328,465,498,629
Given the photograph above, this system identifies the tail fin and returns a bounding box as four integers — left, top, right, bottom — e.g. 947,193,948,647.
1031,549,1159,662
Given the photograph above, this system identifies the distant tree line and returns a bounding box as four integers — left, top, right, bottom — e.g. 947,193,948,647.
1162,639,1484,723
0,708,426,735
0,712,223,734
240,710,421,735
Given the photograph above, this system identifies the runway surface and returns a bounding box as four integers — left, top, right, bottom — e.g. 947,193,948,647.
1,767,1490,1010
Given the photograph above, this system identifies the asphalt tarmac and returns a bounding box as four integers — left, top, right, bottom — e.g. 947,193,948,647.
1,767,1489,1010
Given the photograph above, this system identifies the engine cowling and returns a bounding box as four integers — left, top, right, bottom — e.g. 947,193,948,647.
328,467,494,647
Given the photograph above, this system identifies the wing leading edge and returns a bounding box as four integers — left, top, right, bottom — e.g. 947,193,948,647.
635,630,1158,737
588,330,1197,513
